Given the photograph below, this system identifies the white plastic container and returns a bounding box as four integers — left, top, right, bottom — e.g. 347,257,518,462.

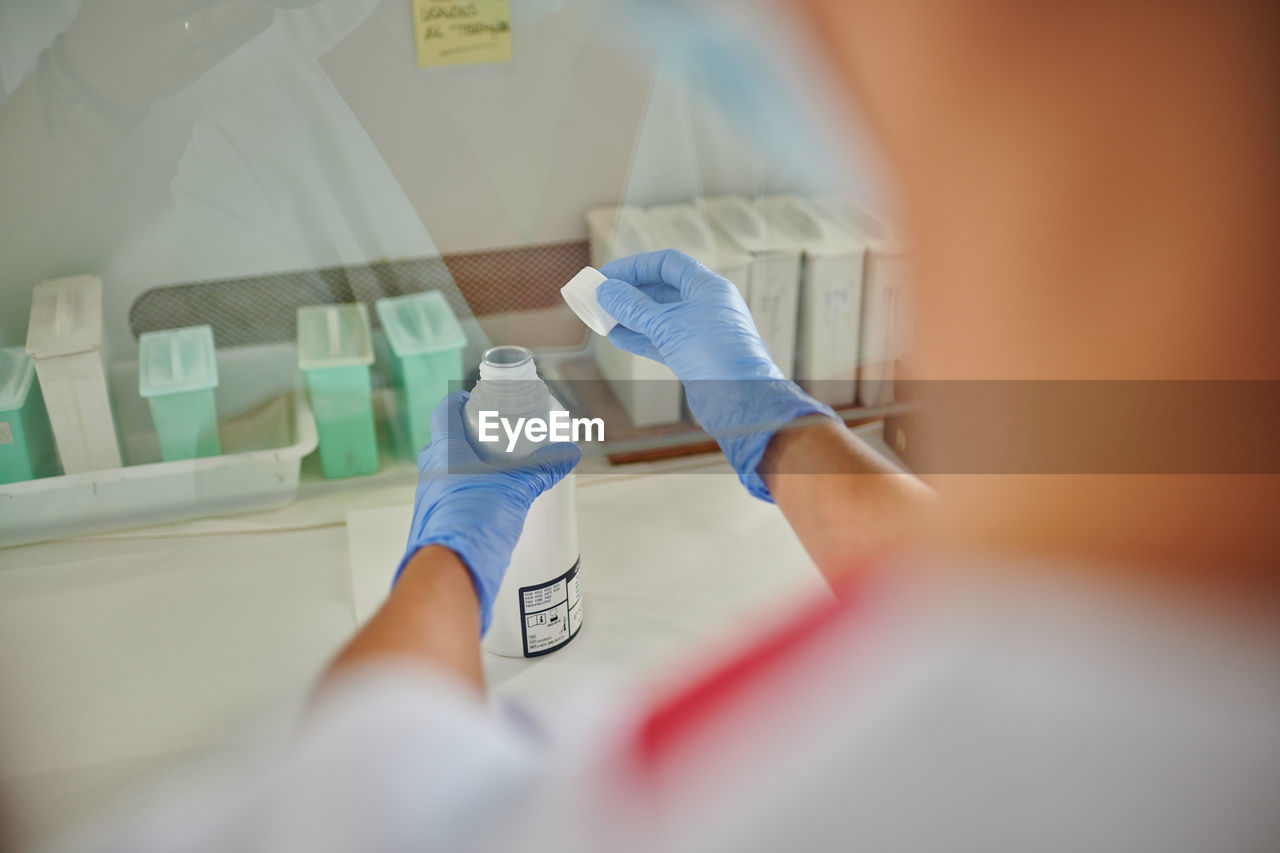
25,275,123,473
755,196,866,407
0,348,58,484
465,346,582,658
699,196,803,378
646,203,752,298
138,325,222,461
586,205,650,275
814,199,907,409
375,291,467,456
0,391,317,548
584,205,683,428
297,304,378,479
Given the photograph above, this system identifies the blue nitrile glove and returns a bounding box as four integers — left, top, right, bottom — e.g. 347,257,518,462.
393,390,582,635
597,249,838,501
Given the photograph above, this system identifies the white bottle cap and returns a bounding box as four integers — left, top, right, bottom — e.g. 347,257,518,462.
560,266,616,336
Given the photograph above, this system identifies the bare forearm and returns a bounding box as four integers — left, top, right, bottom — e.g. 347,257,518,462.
320,546,485,695
760,419,933,585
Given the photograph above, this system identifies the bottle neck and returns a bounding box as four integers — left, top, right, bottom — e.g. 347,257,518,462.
478,345,539,382
471,346,549,416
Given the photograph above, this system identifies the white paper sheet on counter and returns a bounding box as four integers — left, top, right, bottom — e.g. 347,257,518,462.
344,463,831,705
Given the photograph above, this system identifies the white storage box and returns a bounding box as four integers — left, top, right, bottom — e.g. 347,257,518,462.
699,195,802,378
138,325,222,461
25,275,123,473
586,205,651,274
755,196,866,407
815,199,907,408
646,203,751,299
584,205,683,428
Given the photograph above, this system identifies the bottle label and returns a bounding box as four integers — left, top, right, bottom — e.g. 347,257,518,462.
518,558,583,657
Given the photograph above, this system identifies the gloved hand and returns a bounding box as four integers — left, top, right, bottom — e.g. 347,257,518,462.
597,249,838,501
393,391,582,635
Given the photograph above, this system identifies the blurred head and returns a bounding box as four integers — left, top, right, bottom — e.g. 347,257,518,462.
799,1,1280,583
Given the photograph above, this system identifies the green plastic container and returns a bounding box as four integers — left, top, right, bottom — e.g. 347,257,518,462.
297,303,378,479
0,347,59,484
138,325,222,462
375,291,466,455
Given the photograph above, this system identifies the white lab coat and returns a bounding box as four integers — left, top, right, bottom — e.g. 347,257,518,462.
49,565,1280,853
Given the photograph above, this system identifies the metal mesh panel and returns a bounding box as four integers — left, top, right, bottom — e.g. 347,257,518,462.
129,241,590,345
439,240,590,315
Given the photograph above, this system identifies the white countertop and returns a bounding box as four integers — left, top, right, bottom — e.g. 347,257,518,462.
0,424,899,849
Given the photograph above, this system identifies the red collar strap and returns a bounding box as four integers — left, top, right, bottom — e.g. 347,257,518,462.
630,571,868,775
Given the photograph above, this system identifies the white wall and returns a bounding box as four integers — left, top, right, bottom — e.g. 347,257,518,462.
0,0,884,356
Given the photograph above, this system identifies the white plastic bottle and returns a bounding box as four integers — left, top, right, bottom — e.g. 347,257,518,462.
465,346,583,657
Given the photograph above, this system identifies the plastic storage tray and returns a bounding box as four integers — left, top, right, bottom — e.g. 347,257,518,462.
0,390,316,548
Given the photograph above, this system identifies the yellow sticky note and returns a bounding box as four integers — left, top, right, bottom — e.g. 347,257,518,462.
412,0,512,68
